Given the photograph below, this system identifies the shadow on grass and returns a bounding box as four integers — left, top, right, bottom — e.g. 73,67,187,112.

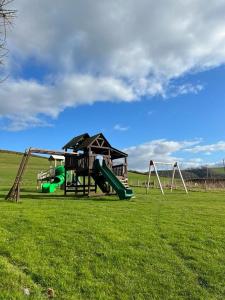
0,187,124,202
18,192,121,202
90,198,124,202
21,193,82,200
0,187,12,191
0,192,7,200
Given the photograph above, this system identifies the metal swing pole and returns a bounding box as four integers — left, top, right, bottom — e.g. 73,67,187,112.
176,163,188,194
146,160,152,194
153,161,164,195
170,163,176,192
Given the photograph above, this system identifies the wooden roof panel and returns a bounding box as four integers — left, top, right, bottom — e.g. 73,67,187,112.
63,132,127,158
62,133,90,150
74,133,111,151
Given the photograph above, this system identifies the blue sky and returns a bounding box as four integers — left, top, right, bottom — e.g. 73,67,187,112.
0,0,225,171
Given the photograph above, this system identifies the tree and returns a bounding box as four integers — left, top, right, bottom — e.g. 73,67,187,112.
0,0,16,66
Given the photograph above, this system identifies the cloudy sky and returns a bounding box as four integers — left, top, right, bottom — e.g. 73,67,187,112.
1,0,225,170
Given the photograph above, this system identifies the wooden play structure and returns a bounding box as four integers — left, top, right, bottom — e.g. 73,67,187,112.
6,133,133,202
36,155,65,189
63,133,133,199
146,160,188,194
48,155,65,167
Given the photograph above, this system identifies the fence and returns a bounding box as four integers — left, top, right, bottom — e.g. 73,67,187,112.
129,178,225,192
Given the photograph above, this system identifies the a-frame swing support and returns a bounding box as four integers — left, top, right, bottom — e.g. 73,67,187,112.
5,148,32,202
146,160,188,195
147,160,164,195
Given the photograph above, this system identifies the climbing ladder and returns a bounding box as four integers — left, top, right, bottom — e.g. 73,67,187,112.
118,176,129,188
5,148,32,202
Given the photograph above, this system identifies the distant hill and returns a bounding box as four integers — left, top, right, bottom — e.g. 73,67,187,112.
182,167,225,179
0,149,48,159
128,166,225,181
0,150,49,187
2,149,225,184
0,149,24,155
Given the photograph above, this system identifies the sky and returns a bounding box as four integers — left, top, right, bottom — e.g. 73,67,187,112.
0,0,225,171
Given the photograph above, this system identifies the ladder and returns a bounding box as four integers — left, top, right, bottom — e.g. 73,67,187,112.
5,148,32,202
118,176,129,188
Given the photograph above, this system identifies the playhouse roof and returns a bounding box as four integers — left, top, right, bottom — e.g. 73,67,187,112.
48,155,65,161
62,133,90,150
110,147,128,159
76,133,111,150
63,133,127,159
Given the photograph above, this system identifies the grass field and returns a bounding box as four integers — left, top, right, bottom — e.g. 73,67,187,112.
0,152,225,299
211,167,225,176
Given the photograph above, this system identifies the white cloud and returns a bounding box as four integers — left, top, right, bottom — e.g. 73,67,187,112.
124,139,225,171
185,141,225,154
1,0,225,129
182,158,204,169
0,75,135,130
1,115,53,132
114,124,129,131
166,83,204,98
9,0,225,77
124,139,201,171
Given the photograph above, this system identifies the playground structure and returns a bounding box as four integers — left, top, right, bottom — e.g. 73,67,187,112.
5,148,70,202
5,133,133,201
48,155,65,167
63,133,133,199
40,165,66,193
36,155,65,191
146,160,188,195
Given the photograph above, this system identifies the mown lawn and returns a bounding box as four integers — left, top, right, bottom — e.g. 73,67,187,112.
0,152,225,299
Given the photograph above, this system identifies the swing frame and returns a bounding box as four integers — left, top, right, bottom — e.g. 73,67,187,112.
146,160,188,195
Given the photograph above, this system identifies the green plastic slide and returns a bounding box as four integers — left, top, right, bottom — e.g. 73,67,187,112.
41,166,65,193
94,159,133,200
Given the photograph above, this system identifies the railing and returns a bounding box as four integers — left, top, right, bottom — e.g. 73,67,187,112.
37,167,55,180
112,164,126,177
65,154,89,171
65,154,113,171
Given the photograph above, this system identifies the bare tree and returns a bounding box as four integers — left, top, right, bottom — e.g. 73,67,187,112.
0,0,16,66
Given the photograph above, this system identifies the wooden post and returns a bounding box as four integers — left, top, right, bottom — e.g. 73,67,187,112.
148,161,164,195
95,180,97,194
64,167,67,196
16,184,20,202
171,164,176,192
154,164,164,195
88,173,91,196
124,157,128,178
176,163,188,194
75,174,78,195
83,175,85,195
146,161,152,194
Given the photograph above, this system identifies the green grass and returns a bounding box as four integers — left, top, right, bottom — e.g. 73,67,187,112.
128,170,181,188
0,152,225,299
211,167,225,176
0,152,49,188
128,171,148,181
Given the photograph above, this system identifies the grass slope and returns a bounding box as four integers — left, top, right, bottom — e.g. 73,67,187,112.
0,151,225,299
0,152,49,188
211,167,225,176
128,171,148,182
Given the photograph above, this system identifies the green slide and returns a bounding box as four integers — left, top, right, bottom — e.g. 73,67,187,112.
95,159,134,200
41,165,65,193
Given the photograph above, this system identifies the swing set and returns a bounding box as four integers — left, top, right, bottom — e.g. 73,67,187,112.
146,160,188,195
